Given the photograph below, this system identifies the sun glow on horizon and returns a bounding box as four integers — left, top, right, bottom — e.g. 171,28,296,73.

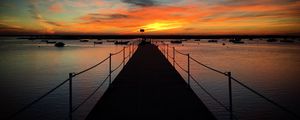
141,21,184,32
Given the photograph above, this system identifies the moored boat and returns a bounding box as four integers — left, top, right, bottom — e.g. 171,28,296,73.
94,41,103,44
229,38,244,44
280,39,294,43
80,39,89,42
208,40,218,43
55,42,65,47
114,41,129,45
170,40,182,44
267,38,277,42
232,40,244,44
46,40,56,44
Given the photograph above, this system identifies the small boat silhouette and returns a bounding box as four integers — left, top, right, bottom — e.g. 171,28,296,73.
46,40,57,44
55,42,65,47
80,39,89,42
114,41,129,45
229,38,244,44
208,40,218,43
280,39,294,43
170,40,182,44
267,38,277,42
94,41,103,44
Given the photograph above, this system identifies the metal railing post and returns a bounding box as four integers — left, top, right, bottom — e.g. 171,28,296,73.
228,72,233,120
109,53,112,85
167,44,169,59
130,44,133,56
132,44,134,53
123,47,125,67
68,73,73,120
129,44,131,57
187,54,190,87
163,44,165,56
173,47,175,67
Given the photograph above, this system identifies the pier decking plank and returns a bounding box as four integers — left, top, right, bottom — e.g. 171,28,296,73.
86,44,216,120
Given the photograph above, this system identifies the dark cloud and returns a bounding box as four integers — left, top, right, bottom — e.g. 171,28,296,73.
121,0,156,7
89,13,129,19
184,28,194,31
81,13,130,24
0,23,23,30
202,0,300,6
200,11,292,22
84,13,129,21
44,21,63,27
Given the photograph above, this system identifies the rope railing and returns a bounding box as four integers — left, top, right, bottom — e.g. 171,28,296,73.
111,48,124,56
69,43,138,120
230,76,300,119
174,61,188,73
124,53,131,60
190,57,227,76
174,48,189,56
72,74,110,113
74,56,110,76
7,78,70,119
156,42,300,120
111,58,126,73
190,74,239,120
8,42,139,120
189,75,229,111
167,54,174,59
157,43,235,119
72,45,137,114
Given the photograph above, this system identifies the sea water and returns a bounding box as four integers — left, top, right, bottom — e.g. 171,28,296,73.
1,37,300,120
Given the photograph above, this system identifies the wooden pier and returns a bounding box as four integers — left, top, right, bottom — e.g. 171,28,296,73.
86,44,216,120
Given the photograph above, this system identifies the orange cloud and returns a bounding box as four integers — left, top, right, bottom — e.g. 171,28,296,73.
49,3,64,13
4,0,298,35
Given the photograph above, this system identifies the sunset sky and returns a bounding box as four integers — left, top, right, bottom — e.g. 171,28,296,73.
0,0,299,35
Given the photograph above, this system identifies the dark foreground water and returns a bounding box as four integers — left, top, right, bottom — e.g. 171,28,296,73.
0,37,299,120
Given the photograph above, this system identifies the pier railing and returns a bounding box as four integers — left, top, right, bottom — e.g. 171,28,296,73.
156,42,300,120
8,42,138,120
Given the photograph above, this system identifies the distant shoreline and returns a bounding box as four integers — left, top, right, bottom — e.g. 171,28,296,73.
0,35,300,40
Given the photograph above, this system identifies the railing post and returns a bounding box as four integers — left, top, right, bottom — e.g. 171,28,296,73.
129,44,131,57
173,47,175,67
123,47,125,67
163,44,165,56
68,73,73,120
130,44,132,56
187,54,190,87
167,44,169,59
228,72,233,120
109,53,112,85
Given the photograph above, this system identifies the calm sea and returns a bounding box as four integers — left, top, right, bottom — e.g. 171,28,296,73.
0,37,299,120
